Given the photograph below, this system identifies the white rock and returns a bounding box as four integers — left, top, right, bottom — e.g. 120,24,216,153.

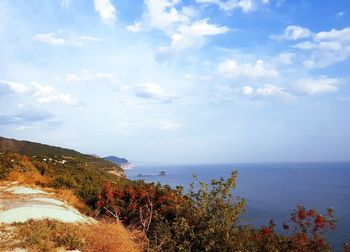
5,186,52,195
0,205,89,224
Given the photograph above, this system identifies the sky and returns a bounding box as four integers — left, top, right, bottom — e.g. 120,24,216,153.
0,0,350,164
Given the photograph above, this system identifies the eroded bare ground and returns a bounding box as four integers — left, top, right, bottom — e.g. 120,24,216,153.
0,181,94,252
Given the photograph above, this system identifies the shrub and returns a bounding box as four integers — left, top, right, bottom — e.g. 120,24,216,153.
13,219,142,252
53,174,78,189
95,171,338,252
15,219,84,251
7,171,52,186
151,171,246,251
82,221,142,252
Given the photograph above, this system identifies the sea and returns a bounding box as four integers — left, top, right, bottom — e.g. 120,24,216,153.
126,162,350,251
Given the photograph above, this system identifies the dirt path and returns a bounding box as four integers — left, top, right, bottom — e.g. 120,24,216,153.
0,182,94,224
0,181,96,251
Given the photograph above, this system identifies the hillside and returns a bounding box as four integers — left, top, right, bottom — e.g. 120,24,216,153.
104,156,128,165
0,181,140,251
0,138,340,251
0,136,124,175
104,155,134,170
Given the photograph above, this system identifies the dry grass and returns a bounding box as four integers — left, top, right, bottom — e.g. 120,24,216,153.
5,172,88,213
0,225,20,251
14,219,84,251
83,221,143,252
53,188,89,213
12,219,143,252
7,171,52,187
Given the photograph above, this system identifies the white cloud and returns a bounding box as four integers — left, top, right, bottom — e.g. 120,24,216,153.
128,0,229,59
336,11,345,18
293,27,350,68
256,85,285,96
0,80,28,94
135,83,164,98
35,93,76,105
0,79,77,106
0,108,53,127
196,0,272,12
32,82,77,105
242,85,287,97
272,25,311,41
127,21,143,32
185,73,212,82
277,53,295,65
111,122,134,134
14,125,34,131
314,27,350,42
212,83,290,102
69,35,101,47
159,19,229,54
179,19,229,36
128,0,193,33
33,33,65,46
294,77,341,95
242,86,254,95
196,0,255,12
111,119,183,134
157,120,183,130
33,32,101,47
60,0,72,9
293,41,314,50
134,82,177,102
218,59,278,78
93,0,116,25
64,71,115,83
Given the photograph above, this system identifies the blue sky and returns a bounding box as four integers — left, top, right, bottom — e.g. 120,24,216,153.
0,0,349,164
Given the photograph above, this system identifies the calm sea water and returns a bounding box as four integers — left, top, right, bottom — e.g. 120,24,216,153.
126,162,350,251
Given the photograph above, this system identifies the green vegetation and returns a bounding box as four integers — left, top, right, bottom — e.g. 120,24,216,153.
1,137,347,251
0,152,130,207
0,136,123,173
97,172,338,251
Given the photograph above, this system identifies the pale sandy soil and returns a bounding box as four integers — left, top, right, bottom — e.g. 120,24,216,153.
0,182,94,224
0,181,95,251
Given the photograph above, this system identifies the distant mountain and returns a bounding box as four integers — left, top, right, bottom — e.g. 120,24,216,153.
0,136,124,175
104,156,134,170
104,156,128,165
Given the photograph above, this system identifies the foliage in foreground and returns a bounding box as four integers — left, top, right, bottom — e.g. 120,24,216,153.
97,171,340,251
1,152,348,251
13,219,141,252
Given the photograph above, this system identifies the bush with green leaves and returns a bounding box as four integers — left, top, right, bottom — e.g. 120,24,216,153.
1,152,342,251
97,171,338,252
151,171,246,251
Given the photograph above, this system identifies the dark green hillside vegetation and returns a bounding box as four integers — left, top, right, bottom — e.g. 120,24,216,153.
0,152,130,206
0,136,83,157
0,136,123,174
104,156,129,165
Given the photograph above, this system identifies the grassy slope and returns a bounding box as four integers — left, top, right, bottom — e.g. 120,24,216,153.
0,136,123,173
0,137,145,251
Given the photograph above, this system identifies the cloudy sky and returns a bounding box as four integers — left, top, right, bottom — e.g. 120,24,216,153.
0,0,349,164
